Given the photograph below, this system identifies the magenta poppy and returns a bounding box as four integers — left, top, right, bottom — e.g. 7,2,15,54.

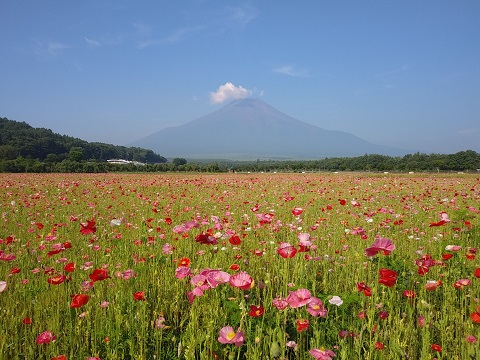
365,237,395,257
36,331,57,344
277,242,297,258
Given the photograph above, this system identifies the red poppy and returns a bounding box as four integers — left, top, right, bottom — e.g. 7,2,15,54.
378,268,398,287
229,235,242,246
229,263,240,271
47,275,66,285
338,199,346,206
249,305,265,317
80,219,96,235
431,344,442,352
63,242,72,249
89,268,110,282
22,317,32,325
63,262,75,273
51,356,67,360
429,220,446,227
442,253,453,260
474,268,480,278
133,291,146,301
356,282,372,296
295,318,309,332
378,311,389,320
375,342,385,350
10,267,20,274
470,311,480,323
70,294,89,308
164,217,172,225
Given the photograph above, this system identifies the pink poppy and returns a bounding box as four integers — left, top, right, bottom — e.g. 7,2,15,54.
292,207,303,216
0,280,6,292
454,278,471,289
229,271,253,290
309,348,336,360
277,242,297,258
218,326,244,347
286,288,311,308
36,331,57,344
272,297,289,311
205,269,230,288
306,297,328,317
365,237,395,257
175,266,191,279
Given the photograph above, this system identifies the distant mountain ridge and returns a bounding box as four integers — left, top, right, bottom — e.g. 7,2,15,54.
130,98,408,159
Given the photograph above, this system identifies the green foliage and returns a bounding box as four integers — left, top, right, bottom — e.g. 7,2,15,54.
0,117,167,168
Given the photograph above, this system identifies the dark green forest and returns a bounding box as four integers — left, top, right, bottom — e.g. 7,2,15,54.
1,117,479,173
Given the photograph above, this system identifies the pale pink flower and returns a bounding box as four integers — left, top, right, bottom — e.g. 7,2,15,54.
0,280,6,292
218,326,244,347
328,296,343,306
229,271,253,290
205,269,230,288
155,316,166,329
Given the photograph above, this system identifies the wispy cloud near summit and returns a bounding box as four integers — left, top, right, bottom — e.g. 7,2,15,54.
273,65,309,77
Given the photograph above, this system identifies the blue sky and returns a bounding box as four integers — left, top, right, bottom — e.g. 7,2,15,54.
1,1,479,154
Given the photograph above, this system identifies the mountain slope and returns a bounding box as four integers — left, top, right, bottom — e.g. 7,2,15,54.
130,98,407,159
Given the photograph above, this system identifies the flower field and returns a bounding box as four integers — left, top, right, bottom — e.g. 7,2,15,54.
1,172,479,360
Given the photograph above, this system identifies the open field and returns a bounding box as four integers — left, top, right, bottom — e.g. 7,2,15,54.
1,173,479,360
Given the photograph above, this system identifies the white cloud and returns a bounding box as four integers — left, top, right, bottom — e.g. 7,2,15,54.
34,40,70,59
84,37,101,48
137,26,204,49
210,82,251,104
227,4,259,26
273,65,309,77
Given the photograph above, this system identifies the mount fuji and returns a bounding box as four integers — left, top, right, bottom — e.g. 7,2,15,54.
130,98,407,159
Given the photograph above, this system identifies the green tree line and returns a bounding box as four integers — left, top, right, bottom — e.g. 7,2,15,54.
1,117,479,173
0,117,166,164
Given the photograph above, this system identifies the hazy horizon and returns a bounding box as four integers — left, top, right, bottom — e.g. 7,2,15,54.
1,1,479,154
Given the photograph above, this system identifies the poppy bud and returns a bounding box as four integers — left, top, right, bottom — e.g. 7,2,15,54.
270,341,281,358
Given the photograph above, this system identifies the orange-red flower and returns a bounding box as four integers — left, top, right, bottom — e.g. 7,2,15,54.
178,257,191,267
378,268,398,287
63,262,75,273
133,291,146,301
295,318,309,332
430,343,442,352
89,268,110,282
229,235,242,246
70,294,89,308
